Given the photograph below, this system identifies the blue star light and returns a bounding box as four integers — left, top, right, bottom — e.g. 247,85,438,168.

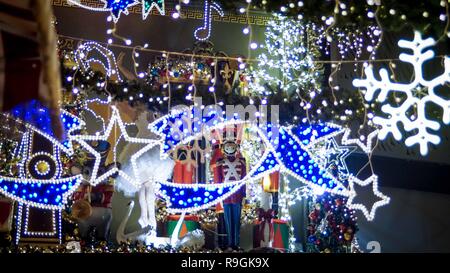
325,139,354,180
310,138,355,182
103,0,138,22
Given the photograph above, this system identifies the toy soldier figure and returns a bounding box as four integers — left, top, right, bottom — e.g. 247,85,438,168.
213,139,246,250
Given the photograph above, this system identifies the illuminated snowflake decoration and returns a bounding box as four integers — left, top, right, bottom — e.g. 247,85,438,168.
353,31,450,156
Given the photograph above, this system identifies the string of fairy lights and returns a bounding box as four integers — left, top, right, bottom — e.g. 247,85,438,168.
54,5,444,248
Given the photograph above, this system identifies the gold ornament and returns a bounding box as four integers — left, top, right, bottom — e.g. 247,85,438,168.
36,161,50,174
344,232,352,241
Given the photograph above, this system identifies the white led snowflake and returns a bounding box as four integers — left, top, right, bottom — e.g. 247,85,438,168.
353,31,450,156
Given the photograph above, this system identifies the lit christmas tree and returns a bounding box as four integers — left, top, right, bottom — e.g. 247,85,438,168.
250,14,324,99
306,193,359,253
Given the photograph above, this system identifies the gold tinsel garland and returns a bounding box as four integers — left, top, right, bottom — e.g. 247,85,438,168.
2,243,240,254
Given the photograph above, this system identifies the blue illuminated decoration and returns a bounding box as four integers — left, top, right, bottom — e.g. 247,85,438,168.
0,176,82,209
149,106,353,213
10,100,83,155
251,150,280,177
291,123,344,147
310,138,355,182
68,0,164,23
274,126,337,188
5,105,85,245
104,0,138,22
11,100,53,136
243,122,346,192
151,107,351,213
158,181,245,212
3,104,84,210
150,107,233,154
60,111,82,151
4,126,83,210
61,111,81,133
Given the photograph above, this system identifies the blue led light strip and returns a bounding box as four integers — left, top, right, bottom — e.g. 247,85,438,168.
0,175,83,210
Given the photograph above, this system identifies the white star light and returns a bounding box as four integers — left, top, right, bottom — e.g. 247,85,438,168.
353,31,450,156
341,128,378,154
347,175,390,221
71,105,160,187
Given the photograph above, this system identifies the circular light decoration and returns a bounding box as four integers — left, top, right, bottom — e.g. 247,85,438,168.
35,161,50,176
26,152,59,180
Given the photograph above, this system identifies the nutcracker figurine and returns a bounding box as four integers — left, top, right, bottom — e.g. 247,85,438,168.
210,143,227,249
213,139,246,250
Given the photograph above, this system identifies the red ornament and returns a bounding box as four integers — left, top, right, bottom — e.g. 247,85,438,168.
206,58,214,66
309,211,320,222
184,72,192,81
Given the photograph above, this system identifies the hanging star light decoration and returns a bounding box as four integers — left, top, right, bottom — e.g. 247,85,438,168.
341,128,379,154
71,105,160,187
310,138,356,182
347,175,390,221
69,0,167,22
102,0,139,22
142,0,165,20
353,31,450,156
